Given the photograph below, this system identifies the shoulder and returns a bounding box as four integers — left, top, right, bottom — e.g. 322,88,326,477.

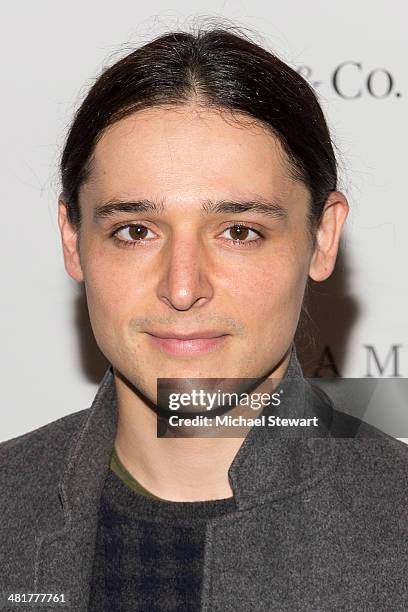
310,380,408,460
328,406,408,515
0,408,90,490
0,408,93,575
334,414,408,479
309,381,408,506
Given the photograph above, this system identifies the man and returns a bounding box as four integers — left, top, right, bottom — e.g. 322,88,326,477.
1,25,407,611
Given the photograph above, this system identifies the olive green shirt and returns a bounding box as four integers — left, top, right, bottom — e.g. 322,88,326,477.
110,447,164,500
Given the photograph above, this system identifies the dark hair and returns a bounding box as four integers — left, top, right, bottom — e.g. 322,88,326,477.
60,25,337,238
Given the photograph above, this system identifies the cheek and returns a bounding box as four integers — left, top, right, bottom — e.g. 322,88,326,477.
80,230,309,337
81,246,146,338
230,250,308,327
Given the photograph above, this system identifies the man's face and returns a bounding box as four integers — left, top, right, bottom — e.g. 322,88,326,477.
60,105,318,399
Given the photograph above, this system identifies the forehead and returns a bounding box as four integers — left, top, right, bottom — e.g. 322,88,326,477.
81,105,297,204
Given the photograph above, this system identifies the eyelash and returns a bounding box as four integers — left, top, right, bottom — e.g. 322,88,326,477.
111,223,265,249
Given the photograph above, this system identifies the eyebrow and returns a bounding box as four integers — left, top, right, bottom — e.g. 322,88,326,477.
93,197,288,222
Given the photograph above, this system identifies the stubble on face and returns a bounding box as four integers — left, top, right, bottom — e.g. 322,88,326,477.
75,104,313,405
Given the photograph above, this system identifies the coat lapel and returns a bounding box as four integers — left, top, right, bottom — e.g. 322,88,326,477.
33,345,335,609
34,366,118,610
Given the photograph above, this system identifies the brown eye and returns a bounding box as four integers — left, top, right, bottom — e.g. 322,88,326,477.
229,225,250,241
223,224,262,244
128,225,149,240
114,224,154,243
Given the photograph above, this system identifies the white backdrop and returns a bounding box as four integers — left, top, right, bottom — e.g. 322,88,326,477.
1,1,407,442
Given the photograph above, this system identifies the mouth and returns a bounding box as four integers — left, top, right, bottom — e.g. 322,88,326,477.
145,332,230,356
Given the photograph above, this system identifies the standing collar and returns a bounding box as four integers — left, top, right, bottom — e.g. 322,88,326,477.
58,343,335,516
35,345,336,601
227,344,336,509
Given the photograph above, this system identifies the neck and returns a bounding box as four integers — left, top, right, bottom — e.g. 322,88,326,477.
114,351,292,502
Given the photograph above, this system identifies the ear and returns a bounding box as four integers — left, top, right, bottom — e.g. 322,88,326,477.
57,193,84,283
308,191,349,282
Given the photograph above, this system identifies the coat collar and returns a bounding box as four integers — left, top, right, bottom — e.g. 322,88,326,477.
34,344,337,606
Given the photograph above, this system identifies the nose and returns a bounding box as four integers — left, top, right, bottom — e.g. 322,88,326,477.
156,230,214,311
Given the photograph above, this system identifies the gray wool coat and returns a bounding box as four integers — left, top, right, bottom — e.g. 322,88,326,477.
1,347,408,611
